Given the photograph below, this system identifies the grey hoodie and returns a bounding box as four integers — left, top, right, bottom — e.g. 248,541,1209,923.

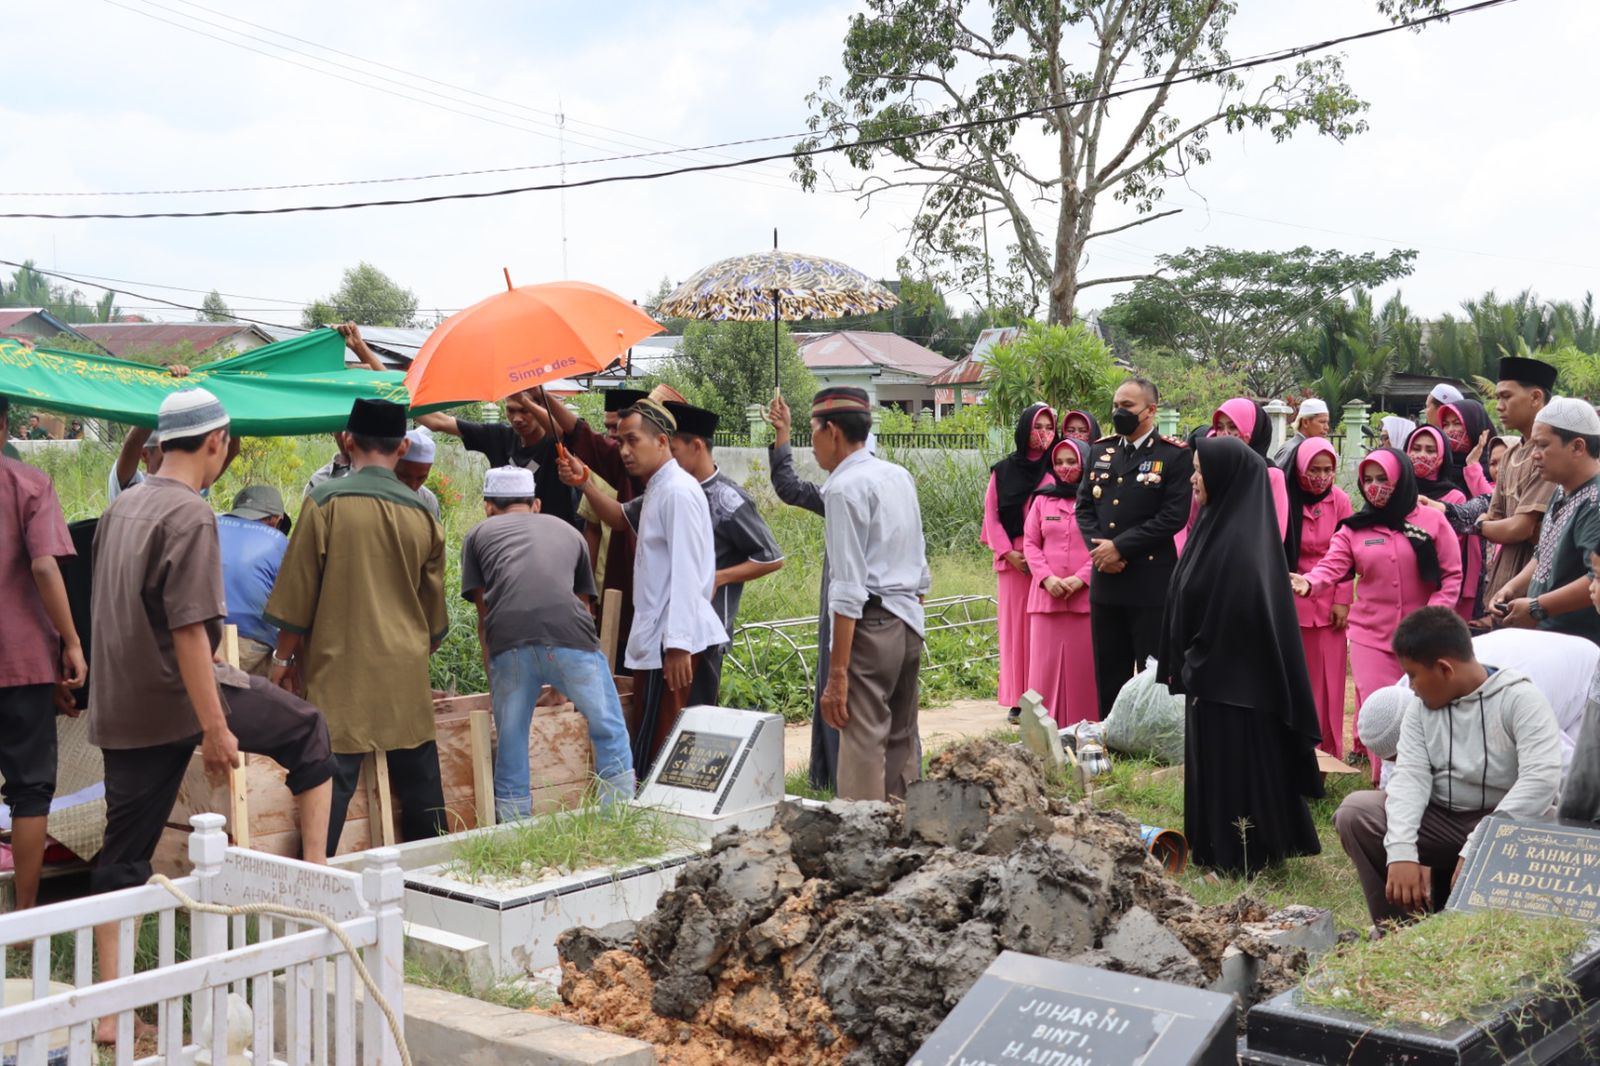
1384,667,1563,866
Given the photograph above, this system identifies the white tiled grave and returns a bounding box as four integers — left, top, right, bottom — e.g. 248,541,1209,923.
333,705,787,978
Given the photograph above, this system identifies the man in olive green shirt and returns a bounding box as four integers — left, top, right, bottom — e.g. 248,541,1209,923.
266,398,449,851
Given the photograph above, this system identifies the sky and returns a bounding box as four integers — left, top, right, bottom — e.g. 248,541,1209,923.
3,0,1594,330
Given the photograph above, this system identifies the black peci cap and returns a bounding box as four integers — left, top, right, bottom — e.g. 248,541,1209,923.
663,401,719,439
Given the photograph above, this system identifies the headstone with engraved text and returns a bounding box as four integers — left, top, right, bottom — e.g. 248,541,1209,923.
910,951,1236,1066
1446,815,1600,922
635,705,784,838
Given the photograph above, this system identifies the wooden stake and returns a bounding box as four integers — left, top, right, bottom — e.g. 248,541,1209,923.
599,588,622,672
370,751,397,847
469,709,495,829
223,626,250,848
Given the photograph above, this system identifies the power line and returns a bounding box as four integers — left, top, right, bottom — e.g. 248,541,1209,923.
6,0,1516,222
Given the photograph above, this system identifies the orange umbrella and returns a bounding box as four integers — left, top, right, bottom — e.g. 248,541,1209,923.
403,272,663,407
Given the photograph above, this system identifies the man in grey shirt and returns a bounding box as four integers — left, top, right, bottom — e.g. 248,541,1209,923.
811,386,931,802
461,466,634,814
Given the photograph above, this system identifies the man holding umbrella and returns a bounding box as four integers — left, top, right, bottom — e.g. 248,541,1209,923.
416,393,579,529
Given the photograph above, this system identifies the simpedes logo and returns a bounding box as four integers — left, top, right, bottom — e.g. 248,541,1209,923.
509,355,578,384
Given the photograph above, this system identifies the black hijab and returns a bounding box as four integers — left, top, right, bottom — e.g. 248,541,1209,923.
991,403,1055,540
1341,447,1443,587
1155,437,1325,783
1281,438,1338,571
1444,398,1495,480
1060,409,1103,444
1035,438,1089,500
1408,424,1469,499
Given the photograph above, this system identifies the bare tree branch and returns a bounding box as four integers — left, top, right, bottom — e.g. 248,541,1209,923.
1085,208,1183,242
1079,273,1160,289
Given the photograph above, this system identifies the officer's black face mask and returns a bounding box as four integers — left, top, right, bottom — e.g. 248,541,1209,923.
1111,407,1142,437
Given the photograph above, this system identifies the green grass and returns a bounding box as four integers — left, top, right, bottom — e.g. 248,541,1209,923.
403,955,550,1010
446,798,692,884
1300,909,1588,1027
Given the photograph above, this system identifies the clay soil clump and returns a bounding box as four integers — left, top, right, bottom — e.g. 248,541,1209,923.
552,738,1314,1064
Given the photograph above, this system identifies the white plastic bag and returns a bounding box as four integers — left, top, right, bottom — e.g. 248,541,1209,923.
1103,657,1185,764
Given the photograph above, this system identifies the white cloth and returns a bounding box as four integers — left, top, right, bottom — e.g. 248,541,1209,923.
822,448,932,636
1298,398,1330,418
1383,666,1563,866
1430,383,1464,404
623,458,728,670
1537,396,1600,435
405,426,437,463
107,466,143,503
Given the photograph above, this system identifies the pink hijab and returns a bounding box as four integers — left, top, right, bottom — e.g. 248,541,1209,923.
1294,437,1339,487
1212,398,1258,439
1360,449,1404,485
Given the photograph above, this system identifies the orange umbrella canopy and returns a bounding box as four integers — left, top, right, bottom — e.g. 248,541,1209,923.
404,279,662,407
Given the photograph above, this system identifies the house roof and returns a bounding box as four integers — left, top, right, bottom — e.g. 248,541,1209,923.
929,326,1021,388
797,330,953,379
0,309,106,351
76,322,272,359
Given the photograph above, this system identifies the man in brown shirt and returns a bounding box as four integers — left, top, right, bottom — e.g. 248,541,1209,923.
88,388,335,1041
1481,356,1559,602
267,398,449,851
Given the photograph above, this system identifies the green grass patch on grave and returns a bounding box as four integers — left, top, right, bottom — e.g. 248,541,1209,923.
1298,909,1589,1028
444,793,693,886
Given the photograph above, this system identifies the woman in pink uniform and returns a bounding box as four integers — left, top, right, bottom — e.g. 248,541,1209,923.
1282,438,1354,757
1212,398,1289,538
1408,424,1475,619
1060,410,1101,444
983,403,1057,722
1022,438,1097,726
1290,449,1462,771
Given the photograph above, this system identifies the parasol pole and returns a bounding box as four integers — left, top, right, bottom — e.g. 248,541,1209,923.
772,227,781,397
504,265,566,454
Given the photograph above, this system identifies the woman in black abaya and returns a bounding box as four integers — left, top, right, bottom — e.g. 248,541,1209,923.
1157,436,1323,876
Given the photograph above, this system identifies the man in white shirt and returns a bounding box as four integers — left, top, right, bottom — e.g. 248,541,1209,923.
812,387,932,801
563,398,725,771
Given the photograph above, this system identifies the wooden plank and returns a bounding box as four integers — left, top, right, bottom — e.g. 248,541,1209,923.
469,709,495,829
370,752,396,847
222,625,252,847
599,588,623,671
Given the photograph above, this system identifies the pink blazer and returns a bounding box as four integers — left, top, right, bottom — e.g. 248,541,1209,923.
1293,486,1355,629
982,470,1053,572
1301,506,1463,650
1022,494,1093,614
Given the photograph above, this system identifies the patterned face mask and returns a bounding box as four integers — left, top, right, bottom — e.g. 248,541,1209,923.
1057,461,1083,484
1410,452,1441,479
1444,425,1469,451
1064,425,1091,441
1364,480,1395,508
1301,471,1336,495
1030,427,1055,451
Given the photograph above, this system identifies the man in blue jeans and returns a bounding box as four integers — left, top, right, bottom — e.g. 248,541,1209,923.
462,466,635,817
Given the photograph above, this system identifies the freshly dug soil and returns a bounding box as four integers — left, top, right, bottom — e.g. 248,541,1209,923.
553,738,1312,1065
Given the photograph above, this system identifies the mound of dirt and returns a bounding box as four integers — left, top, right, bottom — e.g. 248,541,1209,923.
553,738,1317,1065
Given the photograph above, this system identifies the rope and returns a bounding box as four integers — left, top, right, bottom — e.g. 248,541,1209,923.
148,873,412,1066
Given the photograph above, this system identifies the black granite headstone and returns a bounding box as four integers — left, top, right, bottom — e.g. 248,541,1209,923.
909,951,1235,1066
654,729,742,793
1446,816,1600,922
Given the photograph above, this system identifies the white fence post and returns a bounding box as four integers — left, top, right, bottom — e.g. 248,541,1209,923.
189,813,230,1065
361,848,405,1065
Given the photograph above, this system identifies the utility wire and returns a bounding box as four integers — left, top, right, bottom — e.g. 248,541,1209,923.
4,0,1516,221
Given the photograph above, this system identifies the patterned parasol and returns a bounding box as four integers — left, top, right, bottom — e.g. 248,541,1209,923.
658,233,898,386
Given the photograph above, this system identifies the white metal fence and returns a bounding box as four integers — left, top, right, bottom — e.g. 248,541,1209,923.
0,813,405,1066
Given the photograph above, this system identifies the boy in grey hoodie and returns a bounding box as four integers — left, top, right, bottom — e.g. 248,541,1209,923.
1334,606,1563,927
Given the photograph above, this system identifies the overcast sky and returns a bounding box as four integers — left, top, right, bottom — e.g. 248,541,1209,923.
3,0,1590,329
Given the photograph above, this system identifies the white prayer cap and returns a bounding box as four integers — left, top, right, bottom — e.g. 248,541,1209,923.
1297,398,1329,419
158,387,229,439
1357,685,1412,761
483,465,535,499
404,426,436,464
1429,383,1464,404
1536,396,1600,436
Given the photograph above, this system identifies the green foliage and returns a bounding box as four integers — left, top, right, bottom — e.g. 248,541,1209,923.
1128,348,1255,433
650,320,815,426
875,403,992,436
1104,246,1417,395
446,795,691,883
0,260,121,324
197,289,232,323
1548,344,1600,400
1293,290,1409,413
301,262,419,328
982,322,1119,430
795,3,1416,321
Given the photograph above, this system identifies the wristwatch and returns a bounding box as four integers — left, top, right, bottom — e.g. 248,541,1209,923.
271,653,295,669
1529,597,1549,623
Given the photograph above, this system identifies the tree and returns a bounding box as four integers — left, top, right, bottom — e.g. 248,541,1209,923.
197,289,233,323
982,321,1120,429
1297,291,1398,413
0,260,119,325
796,0,1446,322
301,263,418,328
652,321,816,428
1102,245,1416,394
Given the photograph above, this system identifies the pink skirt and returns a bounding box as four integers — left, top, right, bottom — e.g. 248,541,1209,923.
995,566,1034,706
1301,624,1349,758
1349,641,1402,782
1025,610,1097,727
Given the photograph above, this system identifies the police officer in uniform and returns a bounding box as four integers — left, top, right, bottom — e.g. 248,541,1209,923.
1076,377,1194,719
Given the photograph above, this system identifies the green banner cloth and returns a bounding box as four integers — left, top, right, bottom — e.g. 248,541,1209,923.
0,329,461,436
